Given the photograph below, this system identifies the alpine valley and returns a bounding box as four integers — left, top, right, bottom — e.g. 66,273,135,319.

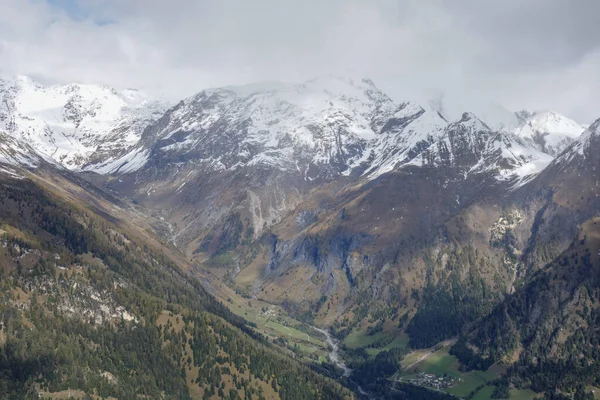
0,74,598,400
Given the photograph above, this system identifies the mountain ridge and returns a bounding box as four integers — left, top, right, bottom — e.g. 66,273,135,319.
0,74,169,173
512,109,586,156
0,74,585,183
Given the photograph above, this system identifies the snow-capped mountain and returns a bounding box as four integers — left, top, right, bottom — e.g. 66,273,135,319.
551,117,600,170
410,112,553,186
136,75,398,180
128,75,555,185
512,110,585,156
574,117,600,155
427,94,585,157
360,102,448,178
99,75,565,249
0,74,582,188
0,75,168,172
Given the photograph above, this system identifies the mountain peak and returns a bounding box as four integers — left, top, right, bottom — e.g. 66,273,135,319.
14,75,39,86
202,74,380,99
138,74,401,181
527,110,584,138
460,111,476,122
427,94,519,131
512,109,585,156
587,117,600,134
459,111,485,124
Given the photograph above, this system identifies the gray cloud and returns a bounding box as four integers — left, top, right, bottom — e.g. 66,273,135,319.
1,0,599,123
443,0,600,69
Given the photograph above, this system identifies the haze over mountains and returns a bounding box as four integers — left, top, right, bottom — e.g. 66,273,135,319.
1,72,599,399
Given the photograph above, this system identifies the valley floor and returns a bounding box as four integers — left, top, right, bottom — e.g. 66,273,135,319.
394,344,535,399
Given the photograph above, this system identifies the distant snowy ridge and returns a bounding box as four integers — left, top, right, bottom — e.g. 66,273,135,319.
428,94,520,131
405,112,554,187
512,110,585,156
554,117,600,164
0,75,168,173
0,74,586,185
428,94,586,157
135,75,559,185
138,75,399,180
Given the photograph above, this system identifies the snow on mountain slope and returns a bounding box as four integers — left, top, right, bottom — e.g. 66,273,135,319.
0,131,43,168
0,129,53,178
409,112,553,186
527,116,600,212
512,110,585,156
428,95,585,157
554,117,600,165
128,76,559,187
576,118,600,154
88,148,152,175
140,75,400,180
360,103,448,178
0,73,565,187
0,75,167,172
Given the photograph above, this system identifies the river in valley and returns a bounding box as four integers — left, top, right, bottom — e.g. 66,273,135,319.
312,327,352,377
312,327,371,397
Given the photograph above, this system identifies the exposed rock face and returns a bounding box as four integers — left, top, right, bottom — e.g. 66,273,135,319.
465,216,600,389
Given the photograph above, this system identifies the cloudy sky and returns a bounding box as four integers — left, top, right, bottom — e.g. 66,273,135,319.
1,0,599,123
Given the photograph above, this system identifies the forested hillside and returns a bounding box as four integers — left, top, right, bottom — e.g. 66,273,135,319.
0,176,353,399
459,217,600,398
